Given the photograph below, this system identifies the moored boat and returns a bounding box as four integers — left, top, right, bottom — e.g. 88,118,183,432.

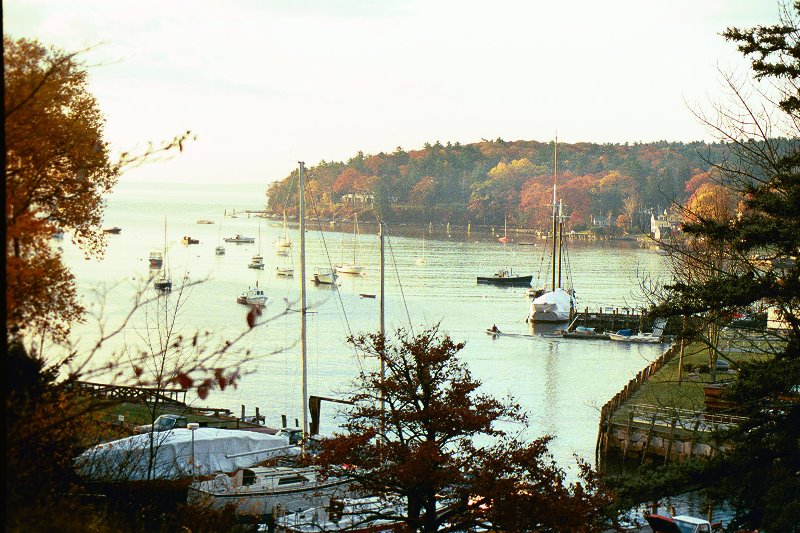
477,268,533,286
237,285,267,306
103,226,122,234
312,268,337,285
224,234,255,244
182,235,200,245
188,466,351,518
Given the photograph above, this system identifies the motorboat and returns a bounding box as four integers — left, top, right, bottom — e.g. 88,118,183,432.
609,320,665,344
188,466,351,518
645,514,718,533
237,286,267,306
182,236,200,245
224,234,255,244
477,268,533,286
149,251,163,269
102,226,122,234
154,277,172,292
197,219,214,224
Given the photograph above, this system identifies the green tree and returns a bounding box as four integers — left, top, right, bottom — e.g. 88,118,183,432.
622,4,800,530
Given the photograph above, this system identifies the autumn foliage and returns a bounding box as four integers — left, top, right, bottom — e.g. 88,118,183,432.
5,36,119,342
315,326,613,532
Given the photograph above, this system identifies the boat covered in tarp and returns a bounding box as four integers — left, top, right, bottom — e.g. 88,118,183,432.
75,427,298,482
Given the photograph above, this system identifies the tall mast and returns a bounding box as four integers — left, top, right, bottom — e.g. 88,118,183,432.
379,221,386,442
557,200,563,289
299,162,309,440
551,136,558,291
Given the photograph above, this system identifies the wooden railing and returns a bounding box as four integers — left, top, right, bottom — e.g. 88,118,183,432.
71,381,188,406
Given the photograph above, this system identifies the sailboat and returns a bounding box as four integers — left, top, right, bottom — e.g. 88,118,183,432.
334,213,364,275
527,137,577,323
498,216,510,244
154,217,172,292
415,234,427,265
248,223,265,269
274,211,293,253
191,162,351,517
215,216,226,255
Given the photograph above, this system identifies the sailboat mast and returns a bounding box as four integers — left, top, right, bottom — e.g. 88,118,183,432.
551,136,558,291
557,200,563,289
379,221,386,442
299,162,309,440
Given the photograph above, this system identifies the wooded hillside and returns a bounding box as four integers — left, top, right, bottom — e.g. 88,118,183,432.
266,138,779,232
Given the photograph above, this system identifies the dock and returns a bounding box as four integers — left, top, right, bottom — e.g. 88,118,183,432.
595,339,749,469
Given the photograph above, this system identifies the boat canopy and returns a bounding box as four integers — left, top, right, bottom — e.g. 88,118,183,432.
532,287,574,313
75,427,298,482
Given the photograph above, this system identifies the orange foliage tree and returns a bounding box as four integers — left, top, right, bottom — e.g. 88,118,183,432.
316,326,614,532
5,37,119,343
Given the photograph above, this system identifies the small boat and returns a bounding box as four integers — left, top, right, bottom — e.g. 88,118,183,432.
197,219,214,224
312,268,337,285
477,268,533,286
274,211,293,251
188,466,351,519
609,324,665,344
644,513,719,533
359,293,376,299
248,224,265,269
102,226,121,234
237,285,267,306
224,234,255,244
182,236,200,245
276,266,294,277
276,496,406,533
154,217,171,292
561,326,611,340
334,213,364,275
415,234,427,265
154,278,172,292
215,217,226,255
498,216,510,243
148,251,163,269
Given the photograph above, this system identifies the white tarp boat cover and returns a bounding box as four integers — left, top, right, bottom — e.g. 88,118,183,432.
532,287,574,313
76,427,298,482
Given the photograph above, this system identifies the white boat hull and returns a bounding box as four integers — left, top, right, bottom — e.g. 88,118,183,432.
312,270,337,285
276,267,294,277
188,469,351,517
527,288,575,323
609,333,662,344
335,264,364,275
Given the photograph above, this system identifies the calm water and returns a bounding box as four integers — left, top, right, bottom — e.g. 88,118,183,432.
62,181,670,472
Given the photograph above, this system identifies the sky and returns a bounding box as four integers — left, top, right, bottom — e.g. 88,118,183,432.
4,0,783,185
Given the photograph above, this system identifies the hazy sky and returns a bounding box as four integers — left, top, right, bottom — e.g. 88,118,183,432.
5,0,781,184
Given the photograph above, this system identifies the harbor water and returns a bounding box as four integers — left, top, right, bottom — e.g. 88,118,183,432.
62,181,670,474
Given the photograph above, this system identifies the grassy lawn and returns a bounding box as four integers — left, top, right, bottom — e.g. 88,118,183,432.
612,328,779,423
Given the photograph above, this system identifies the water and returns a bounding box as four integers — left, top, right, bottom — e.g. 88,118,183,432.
61,181,671,475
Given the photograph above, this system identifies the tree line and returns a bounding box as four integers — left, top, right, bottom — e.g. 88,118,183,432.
266,137,792,232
